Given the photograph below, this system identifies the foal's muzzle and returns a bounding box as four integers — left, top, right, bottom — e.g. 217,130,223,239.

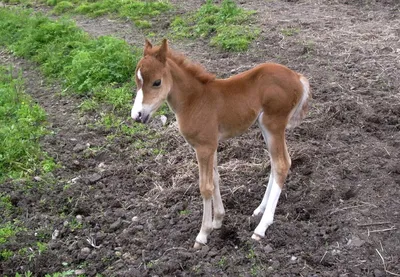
134,112,150,124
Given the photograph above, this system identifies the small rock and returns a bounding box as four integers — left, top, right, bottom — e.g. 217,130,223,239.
199,245,210,256
271,260,280,269
160,115,167,126
88,173,102,184
33,176,42,182
208,250,218,258
347,236,365,247
132,216,139,222
73,143,86,152
264,244,273,253
69,176,80,184
75,269,86,275
81,247,90,256
373,268,385,277
110,218,122,231
52,229,59,240
63,220,69,227
76,215,83,223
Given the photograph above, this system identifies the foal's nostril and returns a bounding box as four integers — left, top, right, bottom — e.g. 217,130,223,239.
135,112,142,123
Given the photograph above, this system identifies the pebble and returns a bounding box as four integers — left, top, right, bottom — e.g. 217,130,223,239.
76,215,83,223
110,218,122,231
132,216,139,222
264,244,273,253
52,229,59,240
75,269,86,275
81,247,90,256
88,173,102,184
160,115,167,126
73,143,86,152
373,268,385,277
271,260,280,269
347,236,365,247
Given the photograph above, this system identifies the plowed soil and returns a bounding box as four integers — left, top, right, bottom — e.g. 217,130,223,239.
1,0,399,276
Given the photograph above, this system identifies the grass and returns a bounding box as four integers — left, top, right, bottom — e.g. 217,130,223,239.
4,0,173,29
0,6,143,127
73,0,172,29
0,7,140,96
171,0,260,51
0,66,56,182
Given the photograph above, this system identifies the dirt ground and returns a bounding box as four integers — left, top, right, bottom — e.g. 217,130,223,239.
1,0,399,276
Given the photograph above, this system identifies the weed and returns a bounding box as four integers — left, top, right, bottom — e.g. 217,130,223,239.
93,83,134,112
36,241,47,254
179,210,190,216
217,256,227,267
15,271,34,277
0,194,13,216
280,27,300,36
246,246,264,276
1,249,14,260
0,222,21,244
79,98,99,113
171,0,259,51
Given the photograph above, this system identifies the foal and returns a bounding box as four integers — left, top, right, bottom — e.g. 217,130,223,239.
131,39,310,248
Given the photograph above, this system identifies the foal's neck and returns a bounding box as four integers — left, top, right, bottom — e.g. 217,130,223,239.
166,58,210,114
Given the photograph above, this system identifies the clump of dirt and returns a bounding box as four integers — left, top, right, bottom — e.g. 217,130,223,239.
1,0,400,276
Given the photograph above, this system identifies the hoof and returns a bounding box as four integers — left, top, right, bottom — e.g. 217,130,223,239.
252,207,263,217
251,233,262,241
193,241,205,249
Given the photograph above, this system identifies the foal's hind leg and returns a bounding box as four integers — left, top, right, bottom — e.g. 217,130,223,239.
252,114,291,240
212,152,225,229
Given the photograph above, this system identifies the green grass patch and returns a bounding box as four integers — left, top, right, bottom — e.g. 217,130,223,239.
74,0,171,28
0,66,56,182
53,1,75,15
0,7,140,96
171,0,260,51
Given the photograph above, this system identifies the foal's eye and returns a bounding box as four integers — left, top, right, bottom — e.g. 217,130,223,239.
152,79,162,87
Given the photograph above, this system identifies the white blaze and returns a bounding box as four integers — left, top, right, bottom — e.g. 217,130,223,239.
131,69,144,120
131,88,143,120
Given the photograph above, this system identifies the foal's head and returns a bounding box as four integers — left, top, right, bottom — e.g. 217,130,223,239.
131,39,172,123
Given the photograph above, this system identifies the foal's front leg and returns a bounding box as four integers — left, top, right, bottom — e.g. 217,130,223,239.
194,146,216,249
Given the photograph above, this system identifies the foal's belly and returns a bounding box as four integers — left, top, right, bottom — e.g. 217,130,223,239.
218,111,260,141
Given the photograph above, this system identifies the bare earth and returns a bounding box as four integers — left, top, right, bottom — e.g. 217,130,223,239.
1,0,399,276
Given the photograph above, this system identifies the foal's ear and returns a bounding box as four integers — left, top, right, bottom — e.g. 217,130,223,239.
144,38,153,56
156,39,168,64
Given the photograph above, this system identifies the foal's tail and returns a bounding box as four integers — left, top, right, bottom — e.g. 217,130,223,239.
287,74,310,129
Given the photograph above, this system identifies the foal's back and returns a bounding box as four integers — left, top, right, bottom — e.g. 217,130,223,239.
209,63,304,140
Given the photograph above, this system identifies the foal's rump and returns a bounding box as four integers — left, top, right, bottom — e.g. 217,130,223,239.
287,74,310,129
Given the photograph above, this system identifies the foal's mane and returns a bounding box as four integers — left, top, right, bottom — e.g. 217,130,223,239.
167,50,216,84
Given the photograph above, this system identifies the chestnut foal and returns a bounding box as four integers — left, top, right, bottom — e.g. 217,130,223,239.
131,39,310,248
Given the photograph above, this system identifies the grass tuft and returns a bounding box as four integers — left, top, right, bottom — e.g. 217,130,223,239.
171,0,259,51
0,66,56,181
